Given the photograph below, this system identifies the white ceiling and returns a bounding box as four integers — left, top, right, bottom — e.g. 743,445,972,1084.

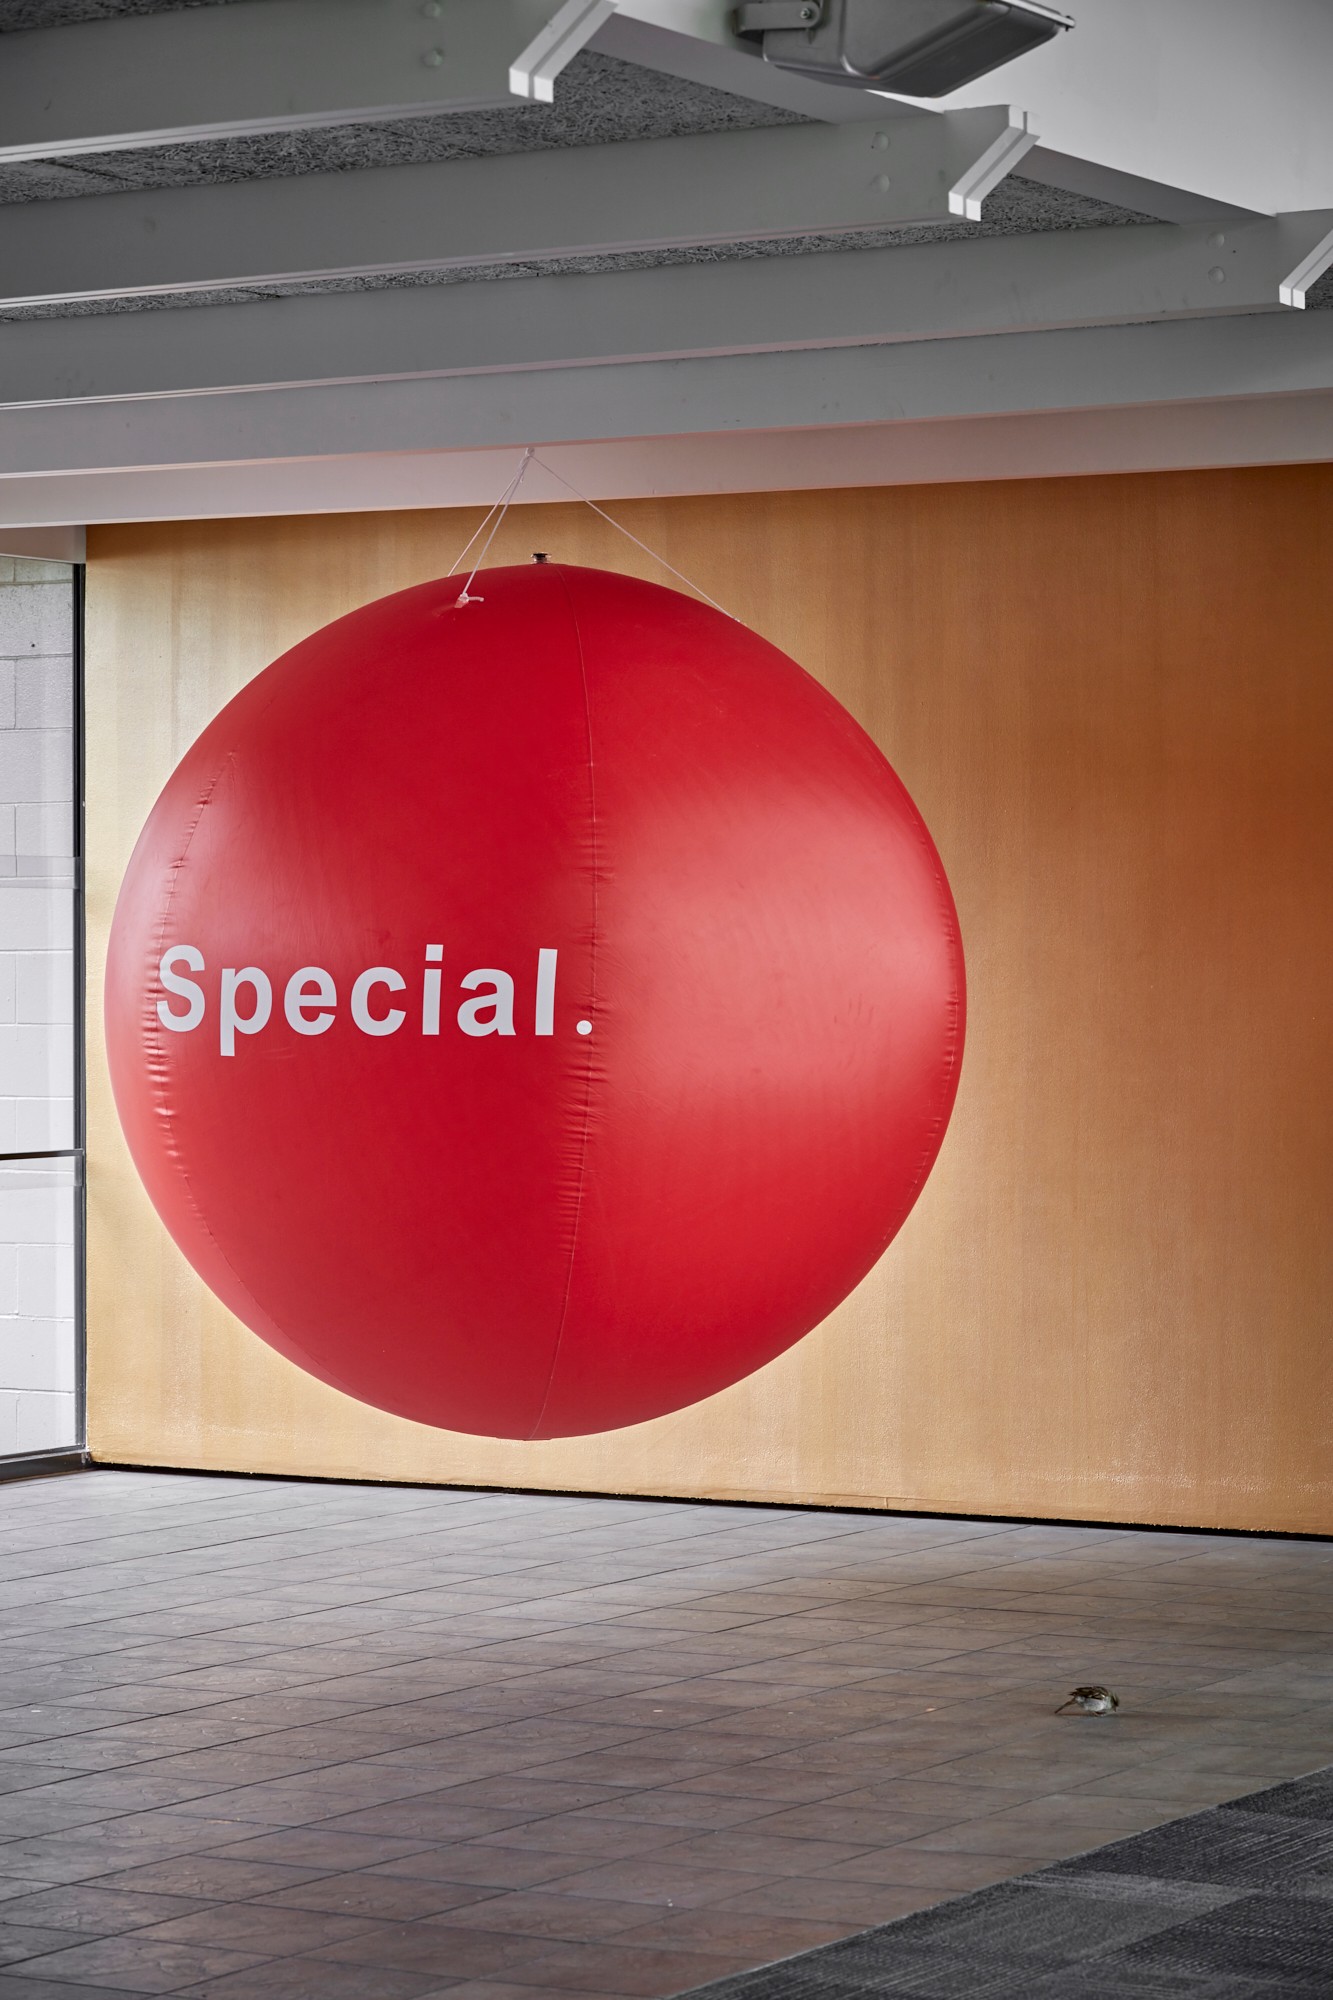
0,0,1329,541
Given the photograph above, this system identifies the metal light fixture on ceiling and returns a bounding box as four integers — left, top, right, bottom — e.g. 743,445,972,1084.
733,0,1074,97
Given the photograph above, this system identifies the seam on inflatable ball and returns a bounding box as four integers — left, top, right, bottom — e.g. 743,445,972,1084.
901,790,967,1214
529,569,600,1442
143,685,299,1347
148,755,232,1255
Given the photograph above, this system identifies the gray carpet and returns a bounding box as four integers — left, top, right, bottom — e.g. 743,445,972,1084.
677,1765,1333,1998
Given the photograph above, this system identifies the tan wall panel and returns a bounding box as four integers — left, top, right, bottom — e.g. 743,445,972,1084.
85,469,1333,1531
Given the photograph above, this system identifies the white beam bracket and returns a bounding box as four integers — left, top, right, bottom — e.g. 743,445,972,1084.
947,106,1039,221
511,0,618,102
1278,213,1333,308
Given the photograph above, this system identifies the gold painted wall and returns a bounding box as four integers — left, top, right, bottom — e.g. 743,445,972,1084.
85,468,1333,1531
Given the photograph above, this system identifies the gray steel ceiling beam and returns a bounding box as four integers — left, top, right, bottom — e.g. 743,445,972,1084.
7,391,1333,530
0,114,1029,310
3,213,1330,411
1,313,1329,483
0,0,588,162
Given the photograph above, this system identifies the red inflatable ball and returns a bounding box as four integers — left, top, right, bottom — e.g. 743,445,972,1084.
106,563,965,1440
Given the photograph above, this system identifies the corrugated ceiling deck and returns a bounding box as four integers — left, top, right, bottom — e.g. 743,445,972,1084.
0,0,239,26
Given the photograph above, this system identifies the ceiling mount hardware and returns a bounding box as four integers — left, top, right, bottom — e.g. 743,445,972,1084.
742,0,1073,98
734,2,826,31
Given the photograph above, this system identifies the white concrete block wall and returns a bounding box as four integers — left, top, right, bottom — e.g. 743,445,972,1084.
0,557,78,1456
0,1177,77,1453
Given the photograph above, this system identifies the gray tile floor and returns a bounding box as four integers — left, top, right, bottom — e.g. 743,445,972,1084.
0,1472,1330,1999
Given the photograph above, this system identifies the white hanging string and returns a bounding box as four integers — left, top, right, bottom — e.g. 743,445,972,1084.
444,477,512,578
530,454,739,621
442,443,737,621
447,447,535,606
